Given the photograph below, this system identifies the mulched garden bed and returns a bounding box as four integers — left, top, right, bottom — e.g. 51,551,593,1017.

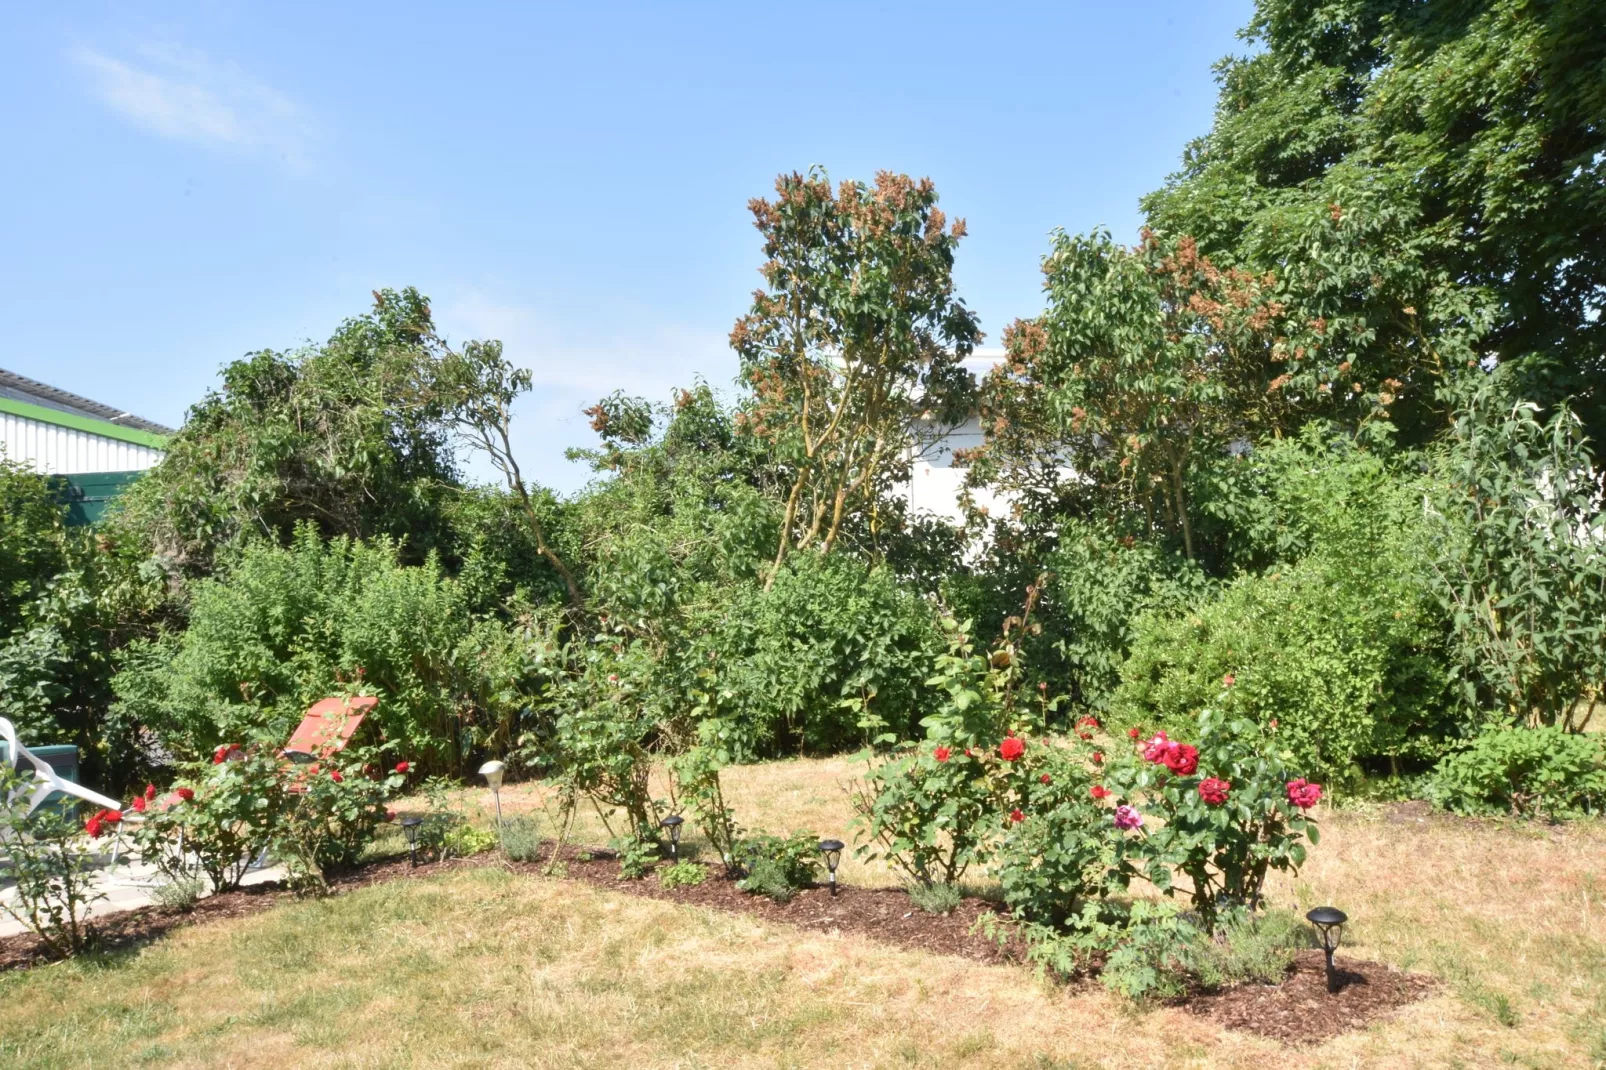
530,846,1022,966
1180,948,1437,1047
0,843,1435,1048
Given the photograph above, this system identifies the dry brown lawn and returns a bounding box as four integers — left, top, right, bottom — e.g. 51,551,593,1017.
1,756,1603,1069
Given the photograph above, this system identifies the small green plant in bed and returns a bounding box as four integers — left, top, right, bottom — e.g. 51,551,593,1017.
499,815,544,862
658,861,707,889
734,832,820,903
613,837,659,880
908,882,963,915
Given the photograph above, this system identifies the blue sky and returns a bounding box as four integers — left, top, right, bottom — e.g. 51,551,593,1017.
1,1,1253,491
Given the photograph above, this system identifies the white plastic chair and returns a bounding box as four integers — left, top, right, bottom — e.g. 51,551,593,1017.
1,717,123,823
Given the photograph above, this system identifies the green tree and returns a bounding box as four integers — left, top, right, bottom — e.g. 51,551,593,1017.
730,170,981,580
972,229,1291,559
1144,0,1606,447
114,288,459,575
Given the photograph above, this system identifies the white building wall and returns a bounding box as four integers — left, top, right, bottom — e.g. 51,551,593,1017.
0,411,165,475
905,415,1012,525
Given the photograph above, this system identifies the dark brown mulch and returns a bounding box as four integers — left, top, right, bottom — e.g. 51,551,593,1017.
531,847,1022,966
1181,948,1437,1046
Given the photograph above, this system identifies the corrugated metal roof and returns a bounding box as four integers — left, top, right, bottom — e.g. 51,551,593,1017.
0,368,175,435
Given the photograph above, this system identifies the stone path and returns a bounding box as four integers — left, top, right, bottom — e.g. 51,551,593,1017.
0,850,285,939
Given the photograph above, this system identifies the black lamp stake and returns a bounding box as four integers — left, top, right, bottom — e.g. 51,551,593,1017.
401,816,423,868
1306,906,1348,994
660,814,685,862
818,839,844,897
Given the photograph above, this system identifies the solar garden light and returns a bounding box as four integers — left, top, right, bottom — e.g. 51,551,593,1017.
817,839,845,897
1306,906,1348,993
660,814,685,861
400,816,424,867
479,760,506,844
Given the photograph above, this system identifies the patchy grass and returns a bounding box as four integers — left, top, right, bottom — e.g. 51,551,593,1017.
3,756,1604,1067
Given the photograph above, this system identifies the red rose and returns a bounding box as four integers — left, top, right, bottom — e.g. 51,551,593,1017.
176,787,195,802
1163,744,1199,777
1286,779,1323,809
385,809,398,822
963,748,973,757
84,815,103,838
1127,726,1141,739
213,744,228,764
1198,778,1231,806
395,761,410,774
1092,752,1104,764
1040,773,1051,784
1077,716,1100,730
131,795,146,813
145,783,157,801
934,746,951,762
100,809,122,824
1090,784,1111,800
1222,673,1236,688
1008,808,1025,824
1141,732,1171,763
330,769,344,783
999,737,1026,762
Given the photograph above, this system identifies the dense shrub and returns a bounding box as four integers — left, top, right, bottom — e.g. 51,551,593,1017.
715,553,947,754
1429,724,1606,820
0,460,160,788
1113,434,1454,780
112,528,542,775
1425,380,1606,726
1041,521,1210,713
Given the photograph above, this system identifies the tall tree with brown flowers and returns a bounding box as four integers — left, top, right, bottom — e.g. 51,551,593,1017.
730,170,981,584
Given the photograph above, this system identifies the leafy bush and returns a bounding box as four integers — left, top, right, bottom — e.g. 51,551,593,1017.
112,528,542,775
1042,521,1210,714
0,768,108,956
658,861,707,889
1425,380,1606,726
0,460,161,790
715,553,946,754
734,833,820,902
1114,431,1457,781
1429,724,1606,820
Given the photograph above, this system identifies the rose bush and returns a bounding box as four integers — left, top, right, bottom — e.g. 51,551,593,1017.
1104,708,1322,927
131,739,406,894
